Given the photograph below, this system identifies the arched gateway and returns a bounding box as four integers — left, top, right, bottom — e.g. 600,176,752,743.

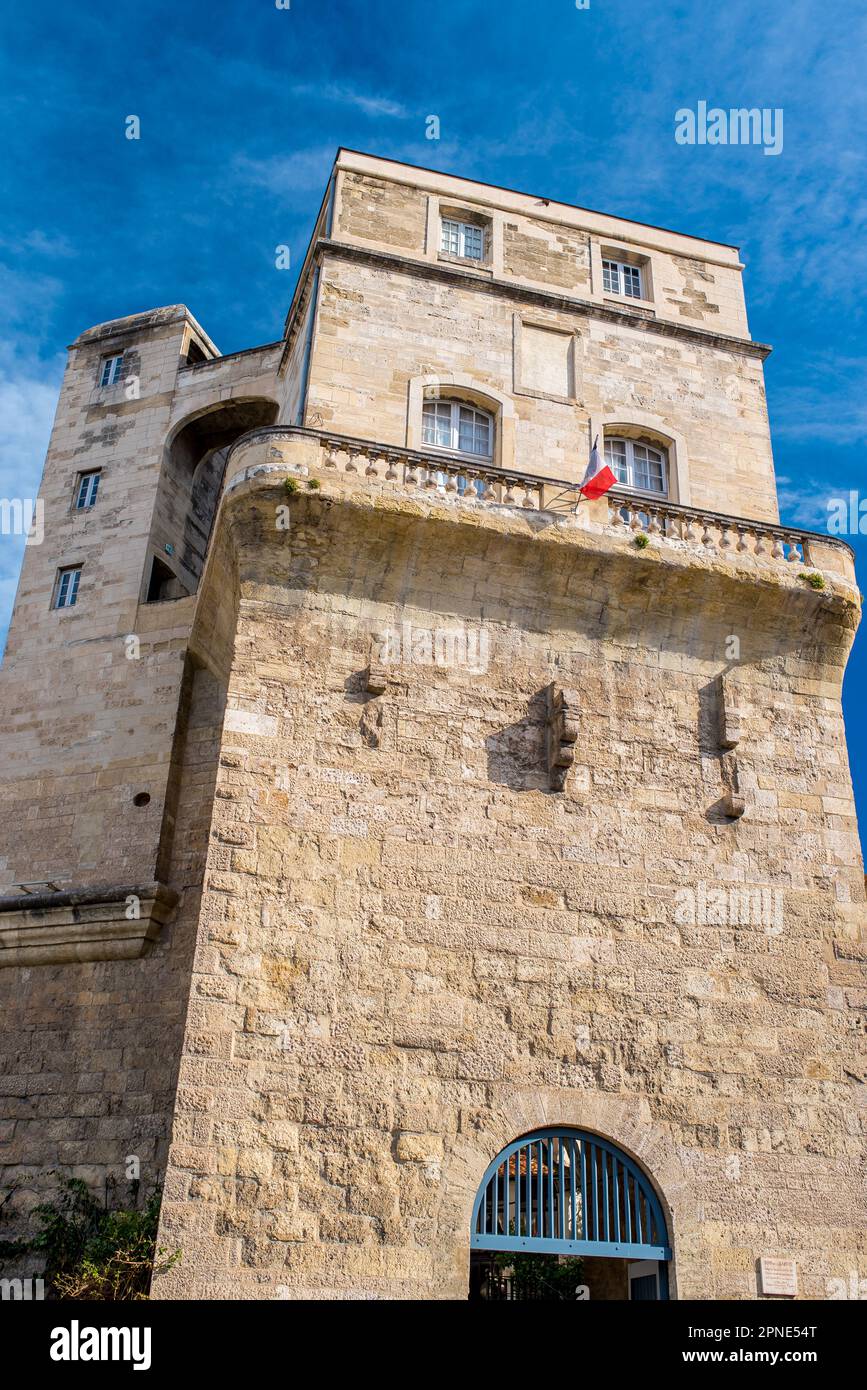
470,1128,673,1301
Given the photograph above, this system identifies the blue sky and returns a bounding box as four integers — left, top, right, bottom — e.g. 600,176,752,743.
1,0,866,835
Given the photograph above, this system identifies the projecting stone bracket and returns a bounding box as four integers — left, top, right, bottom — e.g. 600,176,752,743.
546,683,580,791
366,662,389,697
717,671,747,818
718,670,746,749
721,780,746,819
0,881,178,967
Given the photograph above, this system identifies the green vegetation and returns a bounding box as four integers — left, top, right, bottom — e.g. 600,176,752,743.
2,1178,178,1300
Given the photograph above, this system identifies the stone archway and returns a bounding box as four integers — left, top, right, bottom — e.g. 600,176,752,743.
146,397,279,599
468,1126,672,1301
438,1090,695,1301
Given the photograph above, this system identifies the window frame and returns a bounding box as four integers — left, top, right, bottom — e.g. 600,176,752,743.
605,435,668,498
421,398,495,460
440,217,486,262
54,565,82,609
75,470,101,510
602,258,643,300
100,354,124,387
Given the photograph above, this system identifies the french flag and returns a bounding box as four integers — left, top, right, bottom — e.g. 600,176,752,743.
579,436,617,500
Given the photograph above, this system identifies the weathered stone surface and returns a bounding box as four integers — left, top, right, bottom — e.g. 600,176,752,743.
0,150,863,1302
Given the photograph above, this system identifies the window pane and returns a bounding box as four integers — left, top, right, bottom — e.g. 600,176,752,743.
77,472,100,508
458,406,491,456
463,225,483,259
57,568,81,608
602,261,618,294
623,265,642,298
441,219,460,255
423,401,452,448
604,439,628,483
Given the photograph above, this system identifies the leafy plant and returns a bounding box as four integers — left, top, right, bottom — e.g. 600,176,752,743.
493,1247,585,1299
799,571,826,590
634,532,651,549
306,478,321,490
283,477,299,494
22,1178,179,1300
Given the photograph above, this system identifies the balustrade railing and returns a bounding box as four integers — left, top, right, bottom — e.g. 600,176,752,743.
319,435,546,511
226,425,852,576
607,497,811,564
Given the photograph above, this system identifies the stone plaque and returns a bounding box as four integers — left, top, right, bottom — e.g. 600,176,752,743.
759,1257,798,1297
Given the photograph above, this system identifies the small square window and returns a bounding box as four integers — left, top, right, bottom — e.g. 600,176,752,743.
100,354,123,387
54,566,82,609
602,258,644,299
440,218,485,261
75,471,101,510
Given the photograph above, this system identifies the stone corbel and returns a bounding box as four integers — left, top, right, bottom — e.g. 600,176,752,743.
718,670,745,749
366,632,393,696
718,672,747,818
546,683,580,791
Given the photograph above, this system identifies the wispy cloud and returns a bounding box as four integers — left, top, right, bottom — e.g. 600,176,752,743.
230,146,336,195
290,82,408,119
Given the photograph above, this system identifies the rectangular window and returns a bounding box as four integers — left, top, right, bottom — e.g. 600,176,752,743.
602,259,643,299
100,354,123,387
55,566,82,608
75,471,101,510
440,218,484,261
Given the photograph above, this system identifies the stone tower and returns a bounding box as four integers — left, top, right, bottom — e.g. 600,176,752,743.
0,150,863,1300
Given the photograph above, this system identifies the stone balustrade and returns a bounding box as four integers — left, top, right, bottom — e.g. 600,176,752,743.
607,497,813,565
225,425,855,581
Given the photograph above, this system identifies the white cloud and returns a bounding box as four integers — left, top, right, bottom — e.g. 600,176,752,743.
231,146,337,195
775,475,839,530
291,82,408,119
0,346,63,658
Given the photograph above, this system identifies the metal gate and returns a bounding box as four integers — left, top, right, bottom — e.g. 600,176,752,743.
471,1128,672,1263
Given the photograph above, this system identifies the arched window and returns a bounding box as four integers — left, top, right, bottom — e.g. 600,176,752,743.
422,397,494,459
605,435,668,497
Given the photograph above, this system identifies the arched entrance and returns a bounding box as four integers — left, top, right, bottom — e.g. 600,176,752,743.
469,1128,672,1301
144,397,279,601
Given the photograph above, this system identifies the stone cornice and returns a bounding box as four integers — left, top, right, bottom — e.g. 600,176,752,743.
0,881,178,967
313,238,773,361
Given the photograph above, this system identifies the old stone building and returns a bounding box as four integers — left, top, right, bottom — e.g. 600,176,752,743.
0,149,864,1300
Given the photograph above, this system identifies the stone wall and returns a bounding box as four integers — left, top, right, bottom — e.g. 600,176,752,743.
0,653,227,1263
306,251,778,520
152,459,865,1300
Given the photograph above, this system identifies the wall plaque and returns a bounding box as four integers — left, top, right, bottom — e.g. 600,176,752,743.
759,1257,798,1297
